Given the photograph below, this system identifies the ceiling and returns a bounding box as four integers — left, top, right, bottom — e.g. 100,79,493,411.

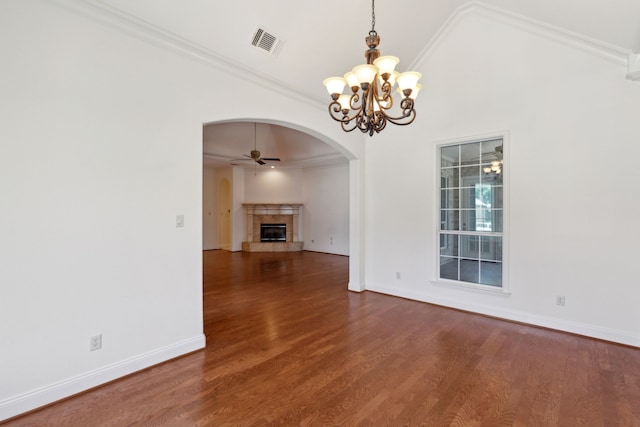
96,0,640,169
202,122,347,169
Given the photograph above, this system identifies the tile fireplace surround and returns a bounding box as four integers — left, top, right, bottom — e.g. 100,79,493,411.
242,203,304,252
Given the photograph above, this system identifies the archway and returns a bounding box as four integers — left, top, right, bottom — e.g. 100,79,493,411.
202,118,365,292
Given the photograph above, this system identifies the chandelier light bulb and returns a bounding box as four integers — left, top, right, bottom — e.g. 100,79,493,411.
399,83,422,100
373,55,399,77
396,71,422,92
344,71,360,89
338,94,352,111
323,77,347,97
352,64,378,85
409,83,422,100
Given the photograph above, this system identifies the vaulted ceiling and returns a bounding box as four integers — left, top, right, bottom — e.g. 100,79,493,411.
96,0,640,168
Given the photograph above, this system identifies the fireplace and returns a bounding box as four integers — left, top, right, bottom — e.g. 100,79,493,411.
242,203,303,252
260,224,286,242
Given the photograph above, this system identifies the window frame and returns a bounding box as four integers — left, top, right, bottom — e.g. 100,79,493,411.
433,131,510,295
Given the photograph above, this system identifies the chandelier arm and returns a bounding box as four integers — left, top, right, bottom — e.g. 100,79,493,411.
348,91,361,110
327,99,366,131
375,112,387,133
340,121,360,132
376,80,393,103
384,108,417,126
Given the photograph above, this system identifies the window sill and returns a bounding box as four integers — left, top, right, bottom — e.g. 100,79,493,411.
430,279,511,296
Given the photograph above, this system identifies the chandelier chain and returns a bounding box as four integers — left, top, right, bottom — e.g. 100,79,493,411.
371,0,376,32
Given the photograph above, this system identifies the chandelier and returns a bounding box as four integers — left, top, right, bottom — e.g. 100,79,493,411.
483,160,503,182
322,0,422,136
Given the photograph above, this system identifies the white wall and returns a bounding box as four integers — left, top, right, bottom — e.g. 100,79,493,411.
202,166,218,250
244,168,304,203
303,164,350,255
202,165,350,255
365,10,640,346
0,0,360,420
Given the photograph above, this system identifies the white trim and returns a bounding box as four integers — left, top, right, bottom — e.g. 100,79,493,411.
627,53,640,81
366,283,640,348
431,278,511,296
410,1,629,71
0,335,206,422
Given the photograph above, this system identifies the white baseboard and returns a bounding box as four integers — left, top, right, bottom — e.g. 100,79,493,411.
0,334,206,422
366,283,640,348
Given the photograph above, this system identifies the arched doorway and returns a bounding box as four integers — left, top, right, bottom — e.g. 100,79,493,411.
202,119,365,292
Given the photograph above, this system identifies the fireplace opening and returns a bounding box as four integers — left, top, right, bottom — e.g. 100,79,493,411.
260,224,286,242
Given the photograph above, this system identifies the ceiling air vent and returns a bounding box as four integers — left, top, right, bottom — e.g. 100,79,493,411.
251,28,283,56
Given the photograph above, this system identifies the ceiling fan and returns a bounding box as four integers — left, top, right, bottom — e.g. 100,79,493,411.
479,145,503,177
469,145,503,162
231,123,280,165
479,145,503,161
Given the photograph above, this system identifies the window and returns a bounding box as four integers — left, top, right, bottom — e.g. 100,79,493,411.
438,137,505,288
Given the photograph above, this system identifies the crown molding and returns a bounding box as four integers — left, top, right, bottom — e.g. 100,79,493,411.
411,1,630,72
627,53,640,81
49,0,327,109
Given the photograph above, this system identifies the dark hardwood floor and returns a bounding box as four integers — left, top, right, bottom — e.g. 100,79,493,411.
4,250,640,426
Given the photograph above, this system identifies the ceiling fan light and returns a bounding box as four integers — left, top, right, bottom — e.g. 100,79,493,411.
373,55,399,77
323,76,347,96
352,64,378,85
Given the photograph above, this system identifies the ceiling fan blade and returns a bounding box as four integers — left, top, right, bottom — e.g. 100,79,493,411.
261,157,280,162
256,159,266,165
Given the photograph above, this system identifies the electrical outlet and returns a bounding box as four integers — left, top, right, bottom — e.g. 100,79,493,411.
176,215,184,228
90,334,102,351
396,272,401,280
556,296,565,306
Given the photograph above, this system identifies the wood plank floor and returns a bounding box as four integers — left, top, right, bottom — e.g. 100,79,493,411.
4,250,640,426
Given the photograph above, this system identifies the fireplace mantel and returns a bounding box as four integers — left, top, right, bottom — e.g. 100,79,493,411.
242,203,303,252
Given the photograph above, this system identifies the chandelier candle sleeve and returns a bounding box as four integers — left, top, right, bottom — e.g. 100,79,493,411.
344,72,360,89
323,77,347,99
373,56,399,77
322,0,422,136
352,64,378,85
396,72,422,94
